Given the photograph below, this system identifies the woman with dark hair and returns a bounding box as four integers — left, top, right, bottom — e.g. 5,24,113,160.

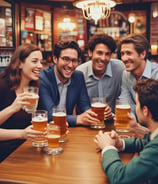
0,43,44,162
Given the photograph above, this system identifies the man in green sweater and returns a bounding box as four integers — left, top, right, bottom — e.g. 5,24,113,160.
94,78,158,184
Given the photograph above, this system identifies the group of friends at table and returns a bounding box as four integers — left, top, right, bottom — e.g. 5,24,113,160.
0,32,158,184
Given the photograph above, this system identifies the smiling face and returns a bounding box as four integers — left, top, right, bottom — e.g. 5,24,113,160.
89,43,112,79
120,43,146,73
20,50,43,83
54,48,79,84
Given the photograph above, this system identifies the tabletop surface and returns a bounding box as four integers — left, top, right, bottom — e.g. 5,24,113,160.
0,123,134,184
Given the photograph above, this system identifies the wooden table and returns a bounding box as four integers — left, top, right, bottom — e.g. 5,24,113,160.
0,124,134,184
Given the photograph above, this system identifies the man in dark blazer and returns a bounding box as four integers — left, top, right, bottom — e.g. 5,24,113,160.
95,78,158,184
39,41,100,127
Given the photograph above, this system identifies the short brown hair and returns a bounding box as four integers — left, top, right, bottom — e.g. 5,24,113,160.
134,79,158,121
119,34,149,59
88,33,116,53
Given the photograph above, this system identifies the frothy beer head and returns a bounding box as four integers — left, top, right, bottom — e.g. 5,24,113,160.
53,112,66,117
116,104,130,109
91,102,106,108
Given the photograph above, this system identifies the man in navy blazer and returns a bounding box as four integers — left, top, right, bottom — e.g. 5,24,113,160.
39,41,99,127
95,79,158,184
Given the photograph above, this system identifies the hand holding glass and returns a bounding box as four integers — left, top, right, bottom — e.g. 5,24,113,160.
31,110,48,147
91,97,106,129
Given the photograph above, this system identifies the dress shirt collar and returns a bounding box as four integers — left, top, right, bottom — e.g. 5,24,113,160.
54,68,71,86
141,60,152,79
150,128,158,140
88,60,112,78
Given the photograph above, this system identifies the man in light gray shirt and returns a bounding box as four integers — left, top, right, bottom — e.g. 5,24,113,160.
118,34,158,138
77,34,125,119
119,34,158,116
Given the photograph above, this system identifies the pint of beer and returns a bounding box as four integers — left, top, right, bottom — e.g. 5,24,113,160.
53,107,67,142
91,97,106,129
24,86,39,113
115,98,131,132
46,124,61,148
44,124,63,155
32,110,48,147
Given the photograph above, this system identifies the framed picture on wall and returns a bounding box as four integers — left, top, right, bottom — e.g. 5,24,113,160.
25,8,35,30
35,10,43,31
0,18,5,37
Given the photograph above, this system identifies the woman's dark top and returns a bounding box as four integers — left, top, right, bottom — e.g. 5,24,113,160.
0,74,32,162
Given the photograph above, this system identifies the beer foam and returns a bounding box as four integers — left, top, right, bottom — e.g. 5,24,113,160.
91,102,106,108
53,112,66,117
47,134,60,138
116,104,130,109
32,116,48,122
29,93,39,99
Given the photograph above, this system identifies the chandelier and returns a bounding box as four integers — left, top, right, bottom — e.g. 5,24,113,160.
73,0,116,24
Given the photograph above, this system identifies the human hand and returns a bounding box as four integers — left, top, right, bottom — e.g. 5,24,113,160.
94,131,116,150
22,125,46,140
76,109,100,126
10,92,32,113
104,104,114,120
128,113,149,139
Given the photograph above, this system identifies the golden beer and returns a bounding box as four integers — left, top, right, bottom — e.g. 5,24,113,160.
25,94,39,112
31,110,48,147
91,102,106,128
46,134,60,148
43,124,63,155
115,104,131,132
53,112,66,136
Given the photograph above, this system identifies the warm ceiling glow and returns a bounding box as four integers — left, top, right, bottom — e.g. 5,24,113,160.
128,13,135,23
73,0,116,24
58,18,76,32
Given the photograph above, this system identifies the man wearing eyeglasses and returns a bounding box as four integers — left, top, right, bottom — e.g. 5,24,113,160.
77,34,125,121
38,41,99,127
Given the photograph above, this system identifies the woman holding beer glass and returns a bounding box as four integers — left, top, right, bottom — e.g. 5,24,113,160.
0,43,44,162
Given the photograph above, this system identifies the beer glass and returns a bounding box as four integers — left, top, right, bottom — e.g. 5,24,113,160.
32,110,48,147
52,107,67,142
91,97,106,129
43,124,63,155
115,98,131,132
24,86,39,113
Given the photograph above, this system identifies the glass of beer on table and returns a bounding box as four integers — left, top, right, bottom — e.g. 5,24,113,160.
43,124,63,155
31,110,48,147
115,98,131,132
91,97,106,129
24,86,39,113
52,107,67,142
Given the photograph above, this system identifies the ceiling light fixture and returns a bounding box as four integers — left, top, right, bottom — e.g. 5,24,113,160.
58,18,76,32
73,0,116,25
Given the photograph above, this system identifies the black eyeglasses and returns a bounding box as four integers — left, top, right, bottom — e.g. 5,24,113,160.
59,56,79,65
